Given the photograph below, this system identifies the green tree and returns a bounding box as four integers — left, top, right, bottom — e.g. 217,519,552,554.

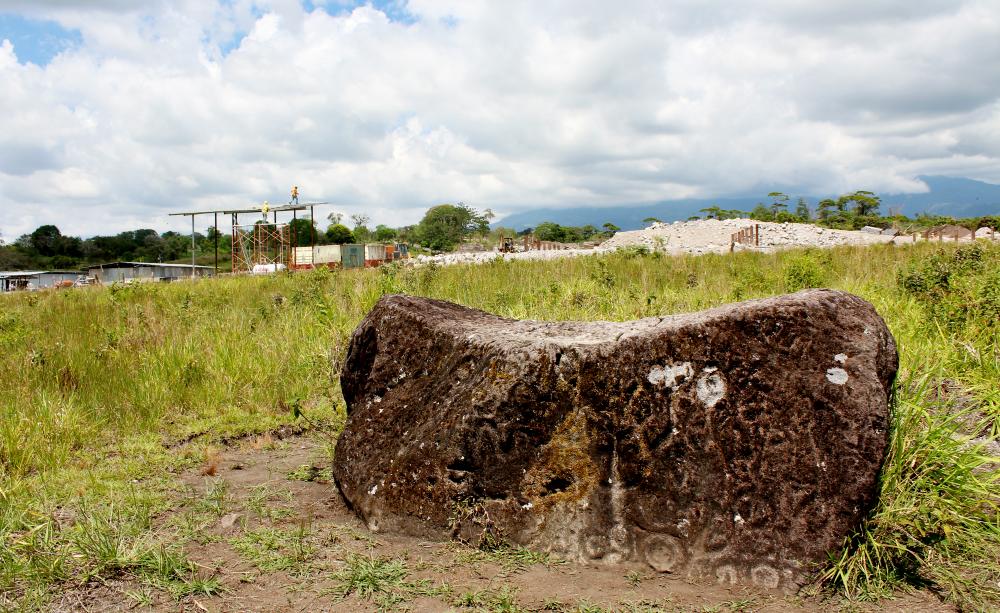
29,225,62,256
602,222,620,237
838,190,881,217
795,198,810,221
415,203,489,251
817,199,837,220
481,208,496,237
374,224,398,242
699,206,723,220
395,225,417,242
347,214,371,243
642,216,661,225
534,222,566,242
750,203,774,221
325,224,354,244
768,192,789,215
289,218,317,246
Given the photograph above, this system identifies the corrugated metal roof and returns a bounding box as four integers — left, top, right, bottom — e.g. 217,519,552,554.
87,262,213,270
0,270,79,277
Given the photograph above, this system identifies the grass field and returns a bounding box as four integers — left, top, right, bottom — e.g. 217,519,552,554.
1,241,998,611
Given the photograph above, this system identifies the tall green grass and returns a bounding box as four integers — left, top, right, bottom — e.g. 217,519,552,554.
1,241,998,608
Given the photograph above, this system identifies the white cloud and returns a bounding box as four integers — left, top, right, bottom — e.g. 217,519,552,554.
1,0,999,238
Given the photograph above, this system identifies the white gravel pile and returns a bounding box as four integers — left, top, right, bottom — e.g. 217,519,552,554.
413,246,604,267
602,219,895,254
410,219,988,267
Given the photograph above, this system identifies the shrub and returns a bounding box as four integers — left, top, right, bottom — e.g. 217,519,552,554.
898,244,997,331
783,252,828,291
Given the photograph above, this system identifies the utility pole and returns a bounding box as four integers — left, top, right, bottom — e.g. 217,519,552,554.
191,215,196,279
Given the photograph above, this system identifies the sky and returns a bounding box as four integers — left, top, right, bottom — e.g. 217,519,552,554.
1,0,1000,239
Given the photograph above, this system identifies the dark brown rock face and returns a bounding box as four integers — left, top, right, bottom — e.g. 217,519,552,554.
333,289,897,589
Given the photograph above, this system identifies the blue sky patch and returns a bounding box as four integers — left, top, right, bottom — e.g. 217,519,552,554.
0,13,82,66
305,0,417,25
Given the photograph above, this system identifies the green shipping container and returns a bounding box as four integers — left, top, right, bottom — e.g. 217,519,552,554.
341,244,364,269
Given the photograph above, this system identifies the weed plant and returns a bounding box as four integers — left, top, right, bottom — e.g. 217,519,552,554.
1,241,998,608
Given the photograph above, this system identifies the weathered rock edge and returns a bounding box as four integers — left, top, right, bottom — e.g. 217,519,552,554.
333,290,897,590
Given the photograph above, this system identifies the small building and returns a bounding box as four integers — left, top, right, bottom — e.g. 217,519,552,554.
364,244,387,267
0,270,82,292
341,244,364,269
87,262,214,284
293,244,343,269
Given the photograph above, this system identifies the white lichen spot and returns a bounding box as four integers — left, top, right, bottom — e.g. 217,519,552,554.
369,484,378,496
826,367,849,385
696,371,726,407
733,513,745,527
677,518,690,536
521,502,533,510
834,353,847,364
647,362,693,389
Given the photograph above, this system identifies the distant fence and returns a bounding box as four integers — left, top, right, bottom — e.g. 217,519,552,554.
523,237,573,251
730,225,760,251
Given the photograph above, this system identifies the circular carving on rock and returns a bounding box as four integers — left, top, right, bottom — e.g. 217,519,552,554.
642,534,685,573
584,534,608,559
715,564,738,585
751,564,780,589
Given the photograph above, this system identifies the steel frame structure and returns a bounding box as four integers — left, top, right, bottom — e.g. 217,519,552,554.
231,221,294,273
170,200,327,275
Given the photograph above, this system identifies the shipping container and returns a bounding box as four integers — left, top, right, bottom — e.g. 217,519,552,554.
292,246,313,269
314,244,343,267
364,244,387,267
293,245,343,269
341,244,364,269
384,244,395,261
394,243,409,259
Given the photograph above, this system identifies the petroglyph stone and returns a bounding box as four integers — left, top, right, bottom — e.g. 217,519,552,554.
333,289,897,590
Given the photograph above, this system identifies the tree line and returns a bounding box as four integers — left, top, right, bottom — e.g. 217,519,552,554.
3,192,997,271
691,190,998,232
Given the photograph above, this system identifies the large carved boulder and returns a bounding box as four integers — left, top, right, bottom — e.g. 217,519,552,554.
333,290,897,590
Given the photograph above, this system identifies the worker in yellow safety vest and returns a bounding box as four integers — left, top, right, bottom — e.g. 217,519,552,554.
290,185,299,205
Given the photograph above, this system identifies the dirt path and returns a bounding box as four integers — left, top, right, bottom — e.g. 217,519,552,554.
56,435,955,612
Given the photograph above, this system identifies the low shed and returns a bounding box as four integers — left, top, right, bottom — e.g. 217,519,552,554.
87,262,214,284
0,270,82,292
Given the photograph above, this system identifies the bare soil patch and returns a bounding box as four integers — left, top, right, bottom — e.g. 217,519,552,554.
52,435,955,612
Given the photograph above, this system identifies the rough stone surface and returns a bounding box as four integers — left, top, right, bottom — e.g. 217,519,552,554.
333,289,898,590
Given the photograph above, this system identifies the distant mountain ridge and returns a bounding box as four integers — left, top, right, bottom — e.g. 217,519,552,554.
495,176,1000,231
